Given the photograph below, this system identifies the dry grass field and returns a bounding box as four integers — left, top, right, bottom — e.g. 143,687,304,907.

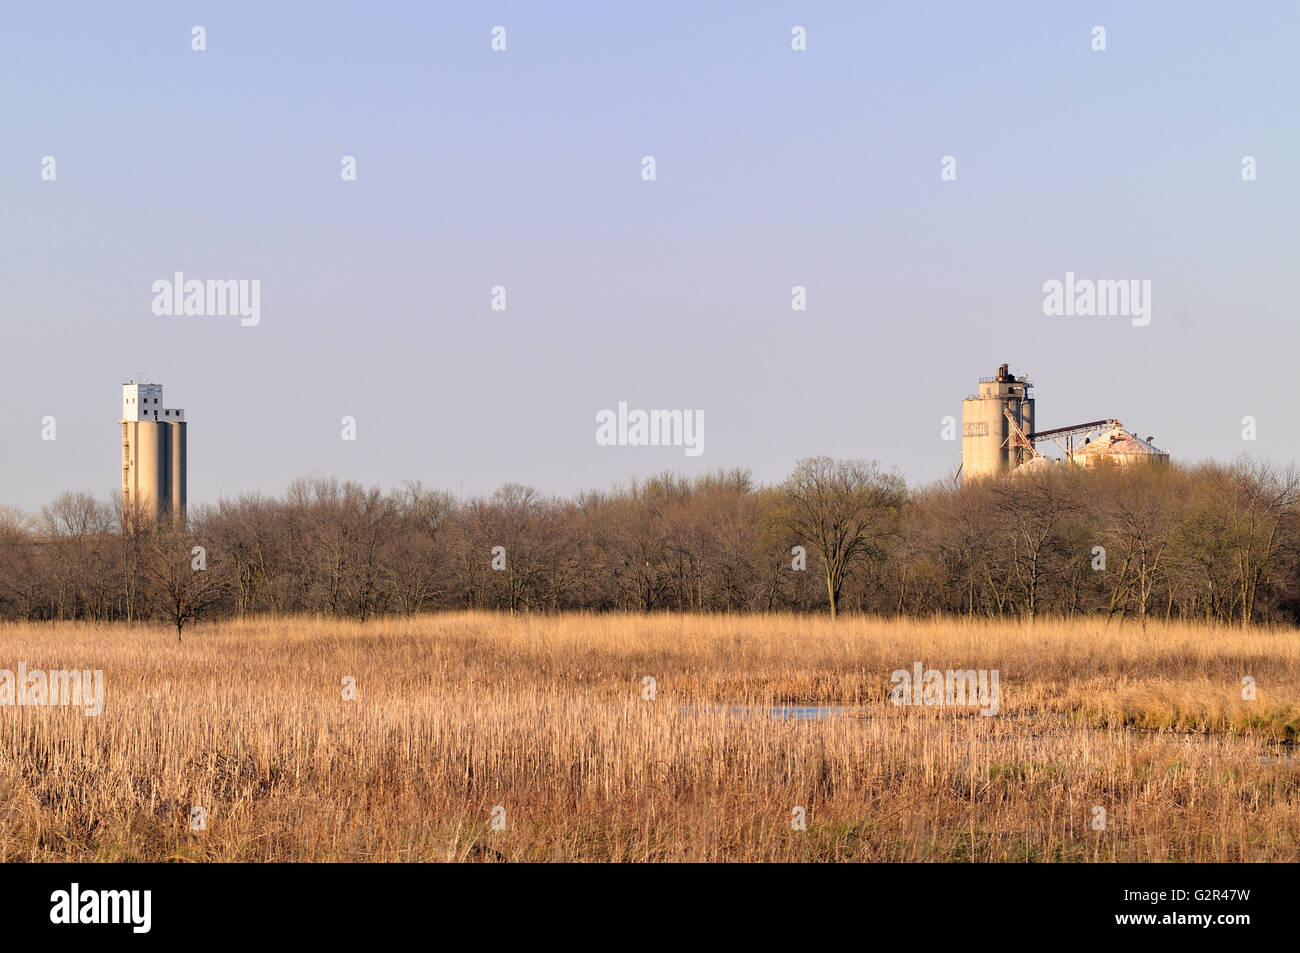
0,612,1297,862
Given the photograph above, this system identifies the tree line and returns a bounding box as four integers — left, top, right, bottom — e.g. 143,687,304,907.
2,457,1298,634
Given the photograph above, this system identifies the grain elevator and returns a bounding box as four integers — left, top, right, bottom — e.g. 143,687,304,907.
120,381,186,526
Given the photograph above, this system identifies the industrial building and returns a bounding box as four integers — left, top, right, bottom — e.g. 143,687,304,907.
961,364,1036,478
120,381,186,526
960,363,1168,481
1072,426,1171,469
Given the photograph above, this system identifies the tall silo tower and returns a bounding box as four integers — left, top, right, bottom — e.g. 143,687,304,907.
120,381,187,526
961,363,1035,481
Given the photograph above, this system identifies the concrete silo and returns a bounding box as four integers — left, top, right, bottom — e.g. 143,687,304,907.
169,420,187,520
120,382,187,526
961,363,1035,481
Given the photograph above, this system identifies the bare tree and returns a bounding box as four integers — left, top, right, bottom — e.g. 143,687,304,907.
39,492,115,620
383,483,453,616
0,506,41,620
1224,460,1300,627
775,457,905,619
3,456,1300,626
989,469,1082,622
142,522,228,640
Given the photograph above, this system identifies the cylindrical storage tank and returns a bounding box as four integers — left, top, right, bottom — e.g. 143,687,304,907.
161,421,173,516
962,397,1005,480
135,421,168,522
986,399,1006,475
169,421,187,521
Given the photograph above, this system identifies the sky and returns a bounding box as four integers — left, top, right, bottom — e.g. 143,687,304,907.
2,1,1298,512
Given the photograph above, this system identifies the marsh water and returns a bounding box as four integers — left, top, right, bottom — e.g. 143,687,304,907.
680,705,861,720
677,705,1297,763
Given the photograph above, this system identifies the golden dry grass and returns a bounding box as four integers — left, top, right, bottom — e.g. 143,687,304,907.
0,612,1297,861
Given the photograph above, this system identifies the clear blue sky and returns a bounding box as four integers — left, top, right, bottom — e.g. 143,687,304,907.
2,1,1297,511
